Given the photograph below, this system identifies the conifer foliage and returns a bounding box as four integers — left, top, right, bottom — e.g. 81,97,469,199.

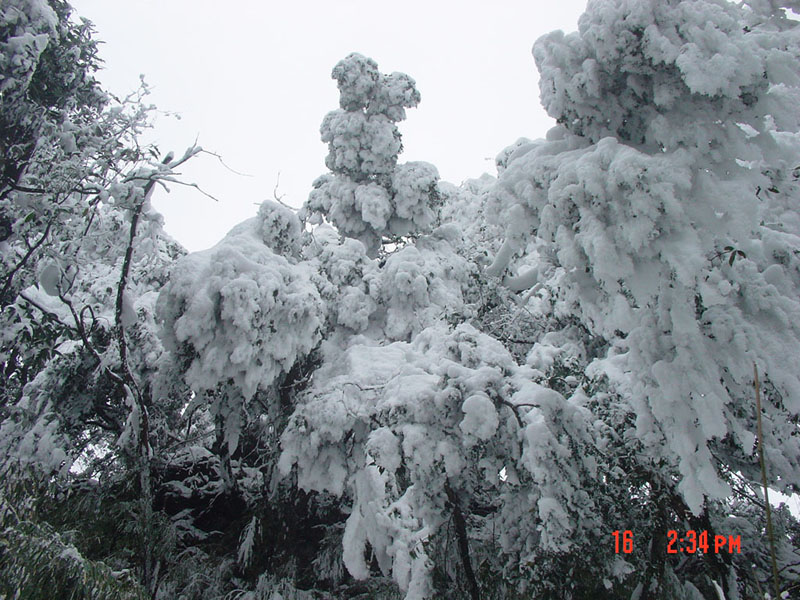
303,52,442,257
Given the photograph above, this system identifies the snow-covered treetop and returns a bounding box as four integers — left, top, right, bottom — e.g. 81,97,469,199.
322,52,419,182
535,0,800,159
304,53,441,256
332,52,420,121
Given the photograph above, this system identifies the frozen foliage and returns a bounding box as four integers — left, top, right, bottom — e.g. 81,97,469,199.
487,0,800,515
4,3,800,600
257,200,302,256
379,230,473,341
303,53,442,256
0,0,57,98
535,0,800,152
157,214,323,453
0,0,189,478
282,3,800,598
280,324,601,598
158,216,322,402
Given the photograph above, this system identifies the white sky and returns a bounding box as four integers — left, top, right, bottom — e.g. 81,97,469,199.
69,0,588,251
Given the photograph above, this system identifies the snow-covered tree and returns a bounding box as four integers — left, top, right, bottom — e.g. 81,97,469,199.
0,1,201,596
303,52,442,257
479,0,800,597
3,1,800,600
283,2,800,598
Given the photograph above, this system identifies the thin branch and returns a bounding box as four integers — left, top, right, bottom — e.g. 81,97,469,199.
159,178,219,202
18,291,74,332
1,219,53,304
200,149,252,177
82,192,105,237
163,430,216,454
778,560,800,575
5,182,101,195
271,171,294,210
343,381,390,393
754,363,781,600
498,398,524,427
167,144,202,169
497,396,540,429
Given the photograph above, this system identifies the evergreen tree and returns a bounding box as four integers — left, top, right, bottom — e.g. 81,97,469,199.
303,52,441,258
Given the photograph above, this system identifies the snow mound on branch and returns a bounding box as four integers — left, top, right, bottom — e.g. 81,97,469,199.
257,200,301,256
391,161,440,233
332,52,420,120
459,393,498,441
303,224,381,332
380,231,472,340
535,0,800,150
157,216,323,400
280,323,602,595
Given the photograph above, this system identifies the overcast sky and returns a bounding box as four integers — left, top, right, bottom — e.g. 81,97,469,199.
68,1,589,251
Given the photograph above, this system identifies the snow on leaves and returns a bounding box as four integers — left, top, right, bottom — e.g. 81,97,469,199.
535,0,800,153
157,215,323,402
303,53,442,256
491,0,800,515
4,3,800,598
280,323,603,597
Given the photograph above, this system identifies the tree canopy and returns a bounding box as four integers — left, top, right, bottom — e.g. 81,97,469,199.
1,1,799,599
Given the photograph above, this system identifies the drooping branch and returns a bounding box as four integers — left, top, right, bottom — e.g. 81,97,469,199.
18,291,75,333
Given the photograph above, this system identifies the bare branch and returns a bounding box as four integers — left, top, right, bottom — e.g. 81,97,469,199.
1,219,54,305
271,171,295,210
200,148,252,177
158,177,220,202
